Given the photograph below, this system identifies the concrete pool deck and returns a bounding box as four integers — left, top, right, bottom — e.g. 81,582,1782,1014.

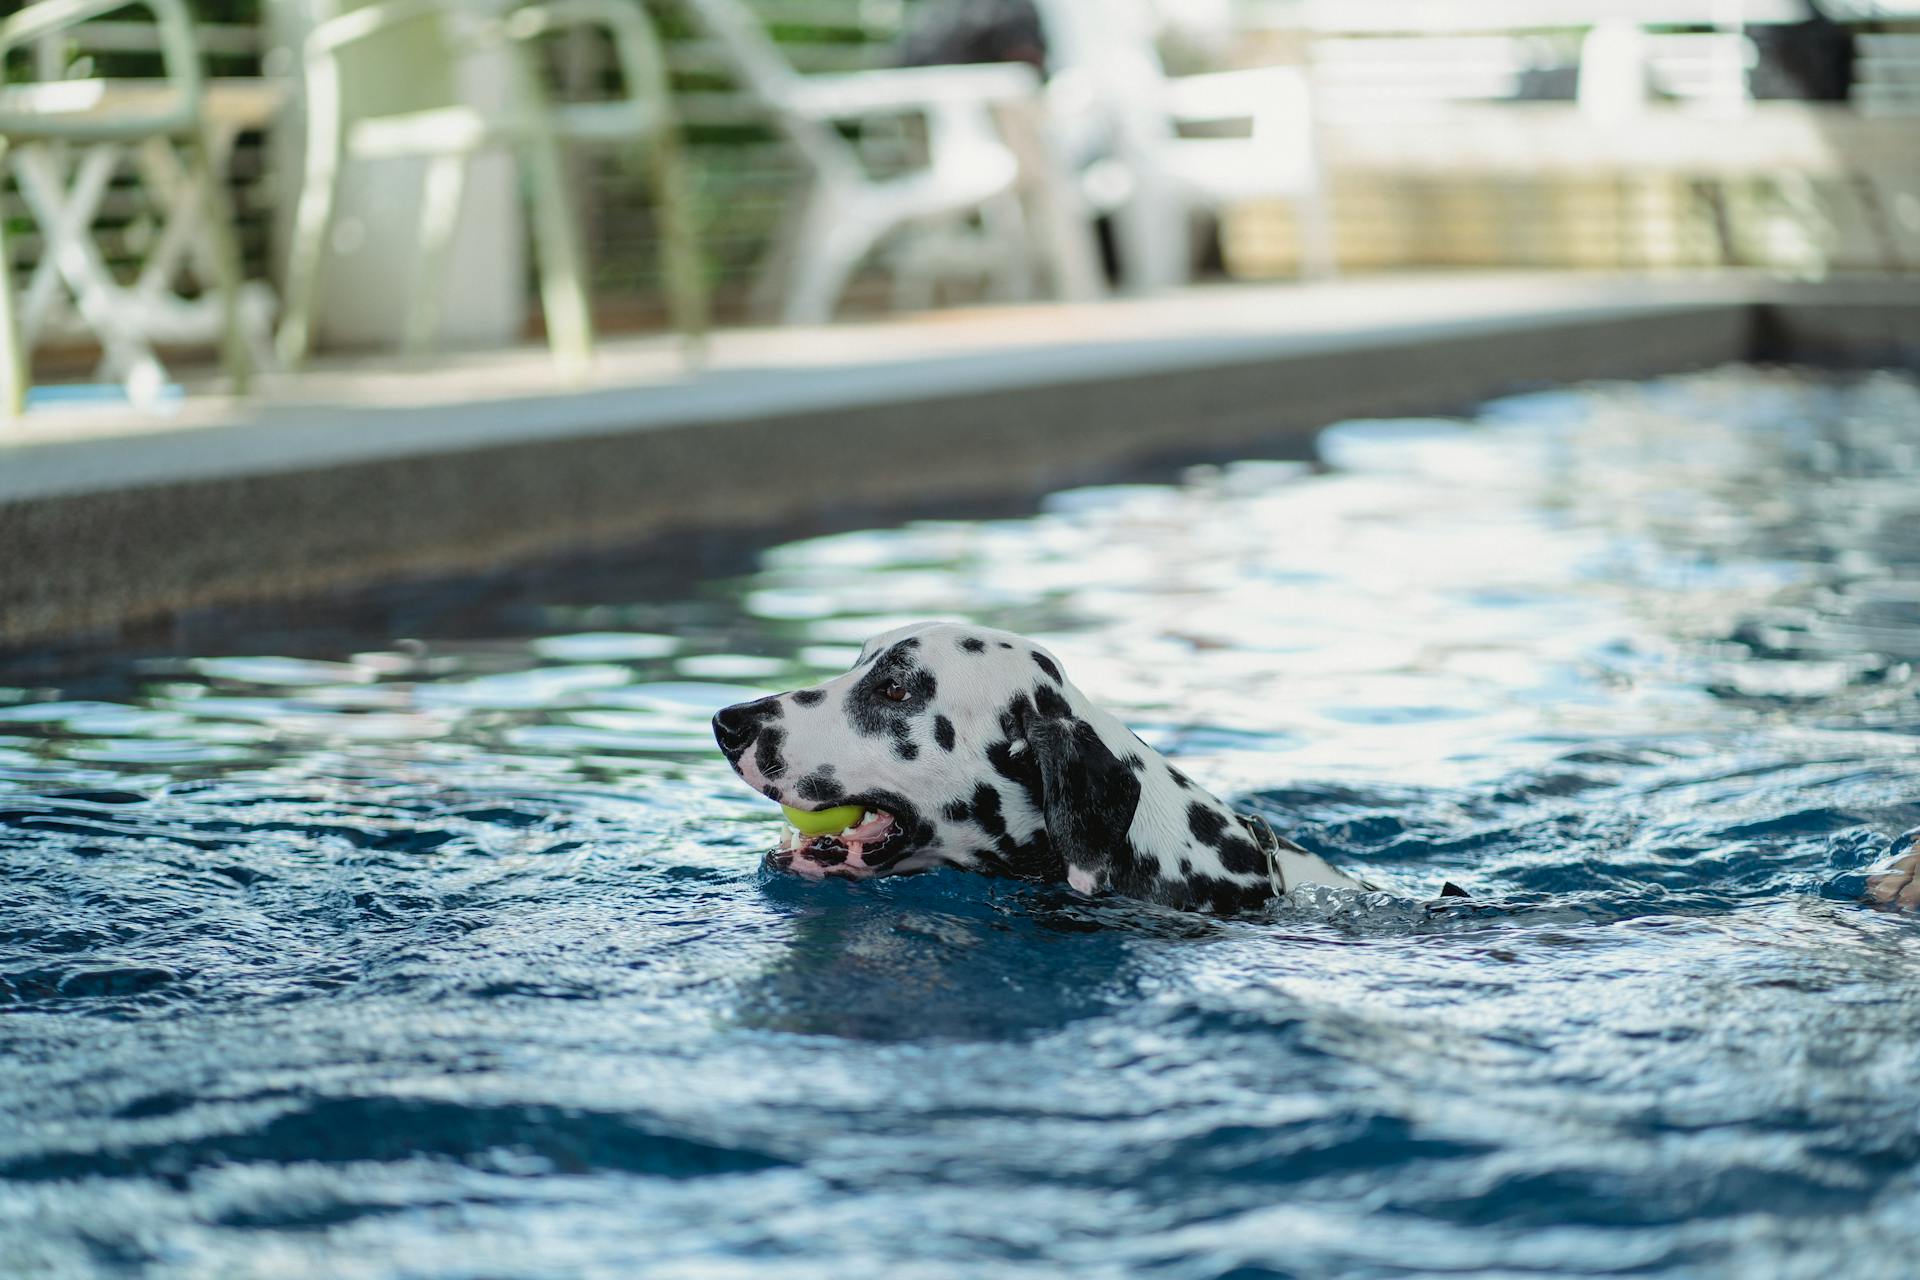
3,272,1917,646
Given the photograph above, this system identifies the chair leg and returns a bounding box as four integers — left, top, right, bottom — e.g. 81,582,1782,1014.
781,189,872,326
647,122,709,363
15,143,168,403
980,190,1033,303
277,109,344,371
184,128,252,395
520,127,593,375
406,150,470,356
751,182,815,324
0,142,25,419
1113,173,1189,294
1296,188,1338,280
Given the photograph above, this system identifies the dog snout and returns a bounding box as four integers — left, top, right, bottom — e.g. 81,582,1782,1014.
713,696,782,759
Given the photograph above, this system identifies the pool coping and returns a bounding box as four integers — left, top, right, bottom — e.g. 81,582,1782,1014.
3,274,1916,648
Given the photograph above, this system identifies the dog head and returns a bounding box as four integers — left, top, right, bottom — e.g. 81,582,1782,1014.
713,621,1096,880
712,621,1297,912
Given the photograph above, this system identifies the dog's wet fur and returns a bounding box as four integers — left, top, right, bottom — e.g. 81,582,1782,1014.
714,621,1367,914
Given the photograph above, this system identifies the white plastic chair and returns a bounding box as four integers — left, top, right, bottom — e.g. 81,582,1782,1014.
684,0,1069,324
0,0,253,416
1578,20,1757,120
277,0,705,373
1037,0,1335,291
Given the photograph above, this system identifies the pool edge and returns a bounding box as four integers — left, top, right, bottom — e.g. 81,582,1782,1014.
2,285,1914,649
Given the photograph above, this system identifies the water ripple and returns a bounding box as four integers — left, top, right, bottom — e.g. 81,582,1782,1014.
3,366,1920,1277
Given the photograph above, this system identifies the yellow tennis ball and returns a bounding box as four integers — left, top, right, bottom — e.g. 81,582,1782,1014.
780,804,865,837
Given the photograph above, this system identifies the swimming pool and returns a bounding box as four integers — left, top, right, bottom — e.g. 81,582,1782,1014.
3,365,1918,1278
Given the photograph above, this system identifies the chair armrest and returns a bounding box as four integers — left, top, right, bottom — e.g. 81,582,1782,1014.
784,62,1039,121
1161,66,1308,126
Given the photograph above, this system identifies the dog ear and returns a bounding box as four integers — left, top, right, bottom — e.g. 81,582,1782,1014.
1025,715,1140,895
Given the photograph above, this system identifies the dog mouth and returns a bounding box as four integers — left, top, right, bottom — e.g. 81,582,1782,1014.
772,806,906,879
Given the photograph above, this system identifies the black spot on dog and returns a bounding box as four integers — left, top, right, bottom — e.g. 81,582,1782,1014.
998,692,1034,742
968,783,1005,836
1178,872,1269,916
988,694,1047,811
847,644,938,738
1216,836,1266,877
988,740,1042,812
1184,810,1269,882
1032,652,1063,684
960,637,986,654
1124,754,1145,772
792,690,825,707
1033,684,1071,721
943,798,972,823
1028,714,1141,891
1104,839,1163,902
998,642,1012,649
952,783,1056,880
934,716,956,751
1187,802,1229,847
795,767,839,802
1168,767,1194,791
753,727,787,781
969,847,1014,875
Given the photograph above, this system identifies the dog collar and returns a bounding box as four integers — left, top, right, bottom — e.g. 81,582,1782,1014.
1243,813,1289,900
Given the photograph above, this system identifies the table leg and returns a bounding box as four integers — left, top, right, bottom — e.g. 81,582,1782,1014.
993,96,1105,304
0,140,25,419
14,143,169,404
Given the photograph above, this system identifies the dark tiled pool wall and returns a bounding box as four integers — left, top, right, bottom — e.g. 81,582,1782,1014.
2,291,1914,649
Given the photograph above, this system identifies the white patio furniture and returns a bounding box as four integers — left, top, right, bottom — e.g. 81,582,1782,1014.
277,0,705,374
0,0,259,417
1036,0,1335,293
683,0,1101,325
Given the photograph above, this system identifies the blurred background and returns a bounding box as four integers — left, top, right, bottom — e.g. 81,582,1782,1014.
2,0,1917,402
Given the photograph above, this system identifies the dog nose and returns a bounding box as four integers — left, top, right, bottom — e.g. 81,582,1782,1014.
713,698,777,756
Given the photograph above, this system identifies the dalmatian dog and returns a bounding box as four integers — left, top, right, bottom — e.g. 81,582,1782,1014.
712,620,1373,914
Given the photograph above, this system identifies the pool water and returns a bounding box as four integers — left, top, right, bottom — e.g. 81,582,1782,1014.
4,365,1920,1278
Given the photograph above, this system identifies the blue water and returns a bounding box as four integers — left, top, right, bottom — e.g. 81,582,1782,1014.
4,365,1920,1279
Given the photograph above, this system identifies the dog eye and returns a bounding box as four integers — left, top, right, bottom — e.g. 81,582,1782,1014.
880,681,910,703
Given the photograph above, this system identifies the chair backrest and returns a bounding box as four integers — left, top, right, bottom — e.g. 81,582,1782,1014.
1311,34,1565,121
677,0,852,175
1031,0,1175,154
1032,0,1167,94
0,0,203,138
507,0,677,139
299,0,469,121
